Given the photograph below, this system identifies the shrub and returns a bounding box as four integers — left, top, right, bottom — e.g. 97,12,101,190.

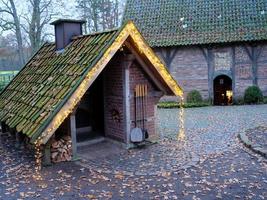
264,97,267,104
186,90,203,103
233,97,244,105
157,101,210,109
244,86,263,104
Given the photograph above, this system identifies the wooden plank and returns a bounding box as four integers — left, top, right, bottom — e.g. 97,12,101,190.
43,139,52,166
70,114,77,160
231,46,236,99
124,41,167,93
124,64,131,144
1,122,7,133
199,46,213,101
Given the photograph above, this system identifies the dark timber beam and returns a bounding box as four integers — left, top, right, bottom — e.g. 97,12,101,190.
243,44,263,86
124,41,167,93
43,139,52,166
231,46,236,99
199,46,213,102
1,122,7,133
160,48,178,69
123,59,132,145
70,113,78,160
15,132,23,149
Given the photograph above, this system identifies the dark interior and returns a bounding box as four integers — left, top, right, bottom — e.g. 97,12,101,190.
213,75,233,105
76,74,105,142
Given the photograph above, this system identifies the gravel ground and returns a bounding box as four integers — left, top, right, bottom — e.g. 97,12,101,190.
246,126,267,149
0,105,267,199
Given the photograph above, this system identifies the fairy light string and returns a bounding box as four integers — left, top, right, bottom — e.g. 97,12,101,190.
32,22,183,175
178,96,185,141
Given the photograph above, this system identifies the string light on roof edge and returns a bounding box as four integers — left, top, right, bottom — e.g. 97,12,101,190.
33,22,183,175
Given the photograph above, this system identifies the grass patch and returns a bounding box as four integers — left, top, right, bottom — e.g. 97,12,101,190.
157,101,210,109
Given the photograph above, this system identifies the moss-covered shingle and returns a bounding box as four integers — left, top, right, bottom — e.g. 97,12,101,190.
123,0,267,47
0,29,119,141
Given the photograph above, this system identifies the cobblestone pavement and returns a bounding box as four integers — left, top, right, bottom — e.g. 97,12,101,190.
158,105,267,155
246,126,267,149
77,139,196,176
0,105,267,199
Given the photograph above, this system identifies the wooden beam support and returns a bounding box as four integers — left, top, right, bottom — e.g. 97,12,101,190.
123,62,131,144
243,44,262,86
160,48,178,69
256,45,263,60
124,41,167,94
231,46,236,99
43,139,52,166
70,114,78,160
251,46,257,85
15,132,23,149
199,46,213,101
1,122,7,133
244,45,252,60
10,128,16,139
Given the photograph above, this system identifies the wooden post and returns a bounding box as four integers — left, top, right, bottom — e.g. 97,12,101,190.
124,64,131,144
231,46,236,100
243,44,263,86
122,55,134,145
10,128,16,139
43,139,52,166
159,47,178,70
1,122,7,133
251,46,257,85
70,114,78,160
15,132,23,148
200,46,214,103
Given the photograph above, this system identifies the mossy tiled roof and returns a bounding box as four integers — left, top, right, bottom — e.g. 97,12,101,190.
0,29,119,141
123,0,267,47
0,21,182,144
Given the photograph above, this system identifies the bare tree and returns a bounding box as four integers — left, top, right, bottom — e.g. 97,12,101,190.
76,0,124,34
76,0,100,33
0,34,22,70
22,0,59,54
0,0,25,66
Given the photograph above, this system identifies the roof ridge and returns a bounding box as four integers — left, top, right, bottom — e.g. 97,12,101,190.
123,0,267,46
72,28,120,40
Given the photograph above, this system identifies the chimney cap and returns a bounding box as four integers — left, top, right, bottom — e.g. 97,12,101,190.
50,19,86,25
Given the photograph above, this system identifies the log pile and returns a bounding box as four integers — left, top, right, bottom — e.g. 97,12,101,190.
51,136,72,163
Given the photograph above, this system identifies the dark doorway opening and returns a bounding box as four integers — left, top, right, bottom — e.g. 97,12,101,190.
76,74,105,143
213,75,233,105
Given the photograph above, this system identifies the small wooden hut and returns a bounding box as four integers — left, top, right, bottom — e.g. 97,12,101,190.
0,20,182,164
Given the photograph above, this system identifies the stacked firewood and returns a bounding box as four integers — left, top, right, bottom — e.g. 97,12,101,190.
51,135,72,163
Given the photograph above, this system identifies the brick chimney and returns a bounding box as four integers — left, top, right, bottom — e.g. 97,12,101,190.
51,19,86,50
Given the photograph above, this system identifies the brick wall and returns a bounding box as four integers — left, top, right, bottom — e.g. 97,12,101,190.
155,46,209,100
103,55,125,142
155,41,267,101
100,53,163,143
129,61,161,139
253,44,267,96
235,45,254,97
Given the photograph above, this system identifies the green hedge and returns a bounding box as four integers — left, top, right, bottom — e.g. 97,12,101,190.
244,86,263,104
233,97,244,105
186,90,203,103
157,101,210,109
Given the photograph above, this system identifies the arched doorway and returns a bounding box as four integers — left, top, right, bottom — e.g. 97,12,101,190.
213,75,233,105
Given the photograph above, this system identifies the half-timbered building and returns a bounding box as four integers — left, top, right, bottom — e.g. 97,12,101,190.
123,0,267,105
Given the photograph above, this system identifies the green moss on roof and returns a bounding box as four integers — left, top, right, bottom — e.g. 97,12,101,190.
0,29,119,141
123,0,267,47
